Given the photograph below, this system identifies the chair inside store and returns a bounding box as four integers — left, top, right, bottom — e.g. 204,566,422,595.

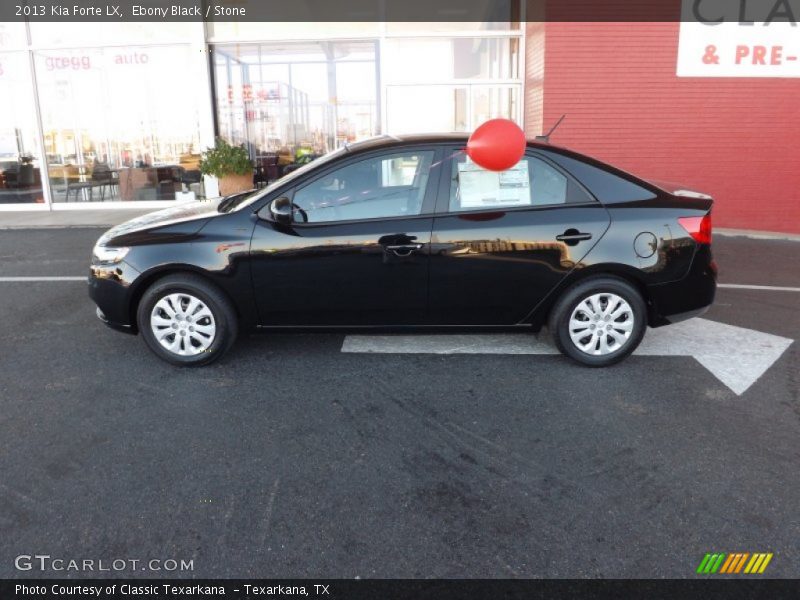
90,162,119,200
0,157,44,204
178,153,204,198
64,160,119,202
0,162,18,188
156,166,183,199
113,165,188,201
254,154,279,188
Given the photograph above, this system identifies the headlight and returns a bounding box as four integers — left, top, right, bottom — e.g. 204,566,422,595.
92,245,130,264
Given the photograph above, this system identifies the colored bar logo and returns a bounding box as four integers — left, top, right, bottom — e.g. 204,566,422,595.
696,552,773,574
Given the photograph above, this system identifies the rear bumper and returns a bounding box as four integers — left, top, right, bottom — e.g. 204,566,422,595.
647,244,717,327
87,261,141,334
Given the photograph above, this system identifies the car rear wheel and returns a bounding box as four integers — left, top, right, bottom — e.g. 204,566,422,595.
548,277,646,367
138,274,237,366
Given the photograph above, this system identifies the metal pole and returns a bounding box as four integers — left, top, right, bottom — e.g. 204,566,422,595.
25,21,53,210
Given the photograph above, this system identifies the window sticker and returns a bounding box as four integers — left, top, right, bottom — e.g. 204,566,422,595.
457,157,530,209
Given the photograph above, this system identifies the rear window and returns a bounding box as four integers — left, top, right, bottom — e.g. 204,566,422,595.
543,153,656,203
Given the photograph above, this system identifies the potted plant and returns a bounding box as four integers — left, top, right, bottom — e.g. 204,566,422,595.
199,138,254,197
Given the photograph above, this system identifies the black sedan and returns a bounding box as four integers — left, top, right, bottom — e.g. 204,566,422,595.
89,134,716,367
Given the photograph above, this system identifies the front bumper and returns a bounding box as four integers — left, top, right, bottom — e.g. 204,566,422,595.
88,261,142,334
95,305,136,334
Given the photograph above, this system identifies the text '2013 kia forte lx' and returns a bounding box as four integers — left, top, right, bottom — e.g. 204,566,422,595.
89,134,716,367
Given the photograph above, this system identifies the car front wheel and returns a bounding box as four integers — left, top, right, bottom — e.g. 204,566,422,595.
548,277,647,367
137,274,237,366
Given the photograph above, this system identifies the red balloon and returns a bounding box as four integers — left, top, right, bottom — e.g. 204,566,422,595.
466,119,526,171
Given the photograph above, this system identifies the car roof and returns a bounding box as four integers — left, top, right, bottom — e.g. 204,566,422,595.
339,132,628,180
344,133,556,153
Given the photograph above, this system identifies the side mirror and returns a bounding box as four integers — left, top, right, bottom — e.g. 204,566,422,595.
269,196,293,225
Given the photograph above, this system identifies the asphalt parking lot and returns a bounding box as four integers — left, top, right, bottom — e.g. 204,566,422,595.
0,229,798,578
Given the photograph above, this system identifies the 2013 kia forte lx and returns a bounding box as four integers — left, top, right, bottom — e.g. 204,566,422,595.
88,134,716,367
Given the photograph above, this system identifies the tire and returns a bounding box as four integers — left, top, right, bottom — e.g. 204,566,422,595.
548,276,647,367
137,273,238,366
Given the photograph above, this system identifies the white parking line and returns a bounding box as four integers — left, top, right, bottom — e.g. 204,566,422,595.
0,276,85,282
718,283,800,292
343,319,794,396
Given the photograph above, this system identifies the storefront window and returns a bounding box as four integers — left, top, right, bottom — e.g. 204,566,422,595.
384,22,521,34
386,86,467,133
208,22,381,41
384,37,519,83
213,41,378,179
386,85,518,134
471,86,519,126
35,45,205,202
0,23,26,49
1,18,524,209
0,51,45,205
29,22,197,46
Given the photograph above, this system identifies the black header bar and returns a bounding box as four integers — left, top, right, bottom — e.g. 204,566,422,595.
5,0,797,23
4,1,799,23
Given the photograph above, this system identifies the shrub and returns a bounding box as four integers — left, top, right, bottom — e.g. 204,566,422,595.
199,138,253,178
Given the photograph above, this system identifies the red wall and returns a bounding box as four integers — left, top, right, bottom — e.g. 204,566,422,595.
532,22,800,234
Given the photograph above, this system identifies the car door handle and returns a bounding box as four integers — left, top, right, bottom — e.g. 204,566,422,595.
384,243,423,256
556,230,593,245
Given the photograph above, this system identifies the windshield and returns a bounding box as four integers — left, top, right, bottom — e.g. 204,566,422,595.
224,146,350,212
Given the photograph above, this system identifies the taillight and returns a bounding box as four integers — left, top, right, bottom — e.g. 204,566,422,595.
678,214,712,244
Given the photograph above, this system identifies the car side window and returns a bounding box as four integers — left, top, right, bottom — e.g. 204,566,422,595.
448,152,592,212
292,150,435,223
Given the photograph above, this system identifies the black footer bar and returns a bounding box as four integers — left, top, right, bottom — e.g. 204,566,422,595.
2,579,799,600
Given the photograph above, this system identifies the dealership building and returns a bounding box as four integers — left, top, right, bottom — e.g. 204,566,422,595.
0,13,797,233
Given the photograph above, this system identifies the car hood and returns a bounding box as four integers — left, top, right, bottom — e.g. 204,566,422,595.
98,199,222,246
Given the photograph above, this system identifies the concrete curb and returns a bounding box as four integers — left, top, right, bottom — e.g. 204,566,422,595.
0,210,151,229
716,228,800,242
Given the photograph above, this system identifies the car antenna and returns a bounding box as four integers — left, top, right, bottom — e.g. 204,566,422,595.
535,114,566,143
